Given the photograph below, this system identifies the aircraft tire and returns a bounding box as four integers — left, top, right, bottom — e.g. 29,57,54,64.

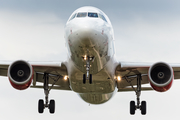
130,101,136,115
89,74,92,84
83,74,86,84
49,100,55,114
141,101,146,115
38,99,44,113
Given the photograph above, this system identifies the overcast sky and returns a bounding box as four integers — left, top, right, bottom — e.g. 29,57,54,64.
0,0,180,120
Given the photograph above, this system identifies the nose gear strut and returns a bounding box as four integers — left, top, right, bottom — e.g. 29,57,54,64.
83,56,94,84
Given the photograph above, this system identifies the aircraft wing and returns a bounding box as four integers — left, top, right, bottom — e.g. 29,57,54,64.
116,62,180,91
0,61,71,91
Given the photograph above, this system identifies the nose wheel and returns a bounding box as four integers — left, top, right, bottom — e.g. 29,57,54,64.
83,74,92,84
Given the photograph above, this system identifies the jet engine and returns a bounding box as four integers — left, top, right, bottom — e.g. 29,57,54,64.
8,60,33,90
148,62,173,92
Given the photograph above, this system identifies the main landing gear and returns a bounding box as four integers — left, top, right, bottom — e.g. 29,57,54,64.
125,74,147,115
83,56,94,84
38,73,60,114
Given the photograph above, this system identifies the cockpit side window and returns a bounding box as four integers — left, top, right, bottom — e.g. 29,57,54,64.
99,14,107,22
88,13,98,18
77,12,87,17
69,13,77,21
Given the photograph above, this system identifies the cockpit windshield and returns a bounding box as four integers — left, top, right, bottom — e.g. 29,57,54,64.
69,13,77,21
99,14,107,22
88,13,98,18
69,12,108,23
77,12,87,17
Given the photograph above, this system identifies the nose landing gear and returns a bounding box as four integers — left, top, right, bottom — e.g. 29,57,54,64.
82,56,94,84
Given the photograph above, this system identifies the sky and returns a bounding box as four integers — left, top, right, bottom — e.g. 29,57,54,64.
0,0,180,119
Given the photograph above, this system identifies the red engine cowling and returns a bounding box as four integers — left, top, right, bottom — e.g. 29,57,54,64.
8,60,33,90
148,62,174,92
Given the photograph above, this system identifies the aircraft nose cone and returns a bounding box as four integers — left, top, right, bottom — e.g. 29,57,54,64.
67,19,105,47
76,27,99,45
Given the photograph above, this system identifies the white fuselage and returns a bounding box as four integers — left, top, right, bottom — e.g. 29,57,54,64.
64,7,118,104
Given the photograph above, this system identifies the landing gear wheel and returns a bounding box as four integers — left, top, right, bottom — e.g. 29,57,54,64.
38,99,44,113
38,73,59,114
141,101,146,115
130,101,136,115
126,74,148,115
49,100,55,114
89,74,92,84
83,74,86,84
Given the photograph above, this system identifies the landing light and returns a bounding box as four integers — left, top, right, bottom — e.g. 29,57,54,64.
117,76,121,81
84,55,87,60
64,75,68,80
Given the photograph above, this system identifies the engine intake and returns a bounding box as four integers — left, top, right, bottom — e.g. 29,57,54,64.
148,62,173,92
8,60,33,90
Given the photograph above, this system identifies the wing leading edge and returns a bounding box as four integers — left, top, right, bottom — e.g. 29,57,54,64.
0,61,71,91
116,62,180,91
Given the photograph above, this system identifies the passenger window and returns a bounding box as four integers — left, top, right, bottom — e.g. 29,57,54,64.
77,12,87,17
69,13,77,21
99,14,107,22
88,13,98,18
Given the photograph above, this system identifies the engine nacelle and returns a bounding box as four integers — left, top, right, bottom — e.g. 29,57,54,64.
8,60,33,90
148,62,173,92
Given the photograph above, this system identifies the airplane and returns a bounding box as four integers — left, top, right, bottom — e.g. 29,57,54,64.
0,6,180,115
